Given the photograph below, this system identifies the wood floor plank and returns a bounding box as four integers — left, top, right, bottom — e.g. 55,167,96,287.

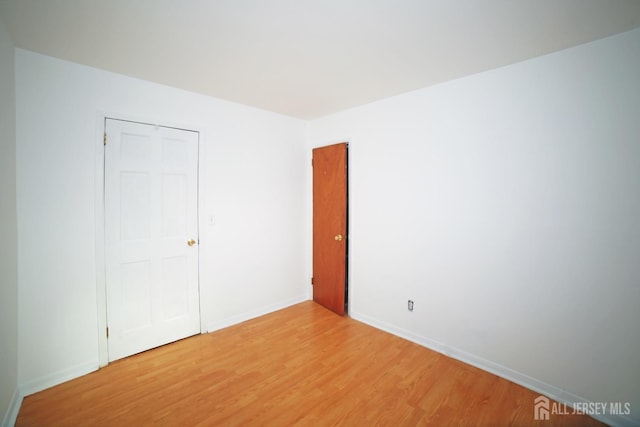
16,301,604,426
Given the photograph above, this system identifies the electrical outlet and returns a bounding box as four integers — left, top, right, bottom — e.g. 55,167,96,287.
408,300,414,311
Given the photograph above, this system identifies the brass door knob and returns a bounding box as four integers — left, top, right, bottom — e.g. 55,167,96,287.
334,234,343,241
187,239,197,246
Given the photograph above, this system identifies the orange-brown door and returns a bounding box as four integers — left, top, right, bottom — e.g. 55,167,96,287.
313,143,348,315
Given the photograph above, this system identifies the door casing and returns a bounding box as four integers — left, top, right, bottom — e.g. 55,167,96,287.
94,112,206,367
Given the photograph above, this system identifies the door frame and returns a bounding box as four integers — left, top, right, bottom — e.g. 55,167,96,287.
94,111,206,367
309,139,351,315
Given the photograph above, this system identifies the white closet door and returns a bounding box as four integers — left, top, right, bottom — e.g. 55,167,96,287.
105,118,200,362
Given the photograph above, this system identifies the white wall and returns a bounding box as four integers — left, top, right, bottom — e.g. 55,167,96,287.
309,29,640,425
15,49,308,393
0,14,20,427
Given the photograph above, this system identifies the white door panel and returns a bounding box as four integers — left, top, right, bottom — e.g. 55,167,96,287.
105,118,200,362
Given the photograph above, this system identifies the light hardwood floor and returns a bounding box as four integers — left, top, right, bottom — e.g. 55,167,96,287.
17,301,603,426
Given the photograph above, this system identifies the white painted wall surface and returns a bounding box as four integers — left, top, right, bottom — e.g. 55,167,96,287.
15,49,308,392
309,29,640,425
0,15,20,427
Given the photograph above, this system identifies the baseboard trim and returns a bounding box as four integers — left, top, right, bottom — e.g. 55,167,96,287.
351,310,638,427
206,294,309,333
1,387,22,427
19,361,98,398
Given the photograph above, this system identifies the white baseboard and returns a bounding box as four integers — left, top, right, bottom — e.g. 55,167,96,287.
1,387,22,427
19,361,98,398
206,294,309,333
351,310,638,427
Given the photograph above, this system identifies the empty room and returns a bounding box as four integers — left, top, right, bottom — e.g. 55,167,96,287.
1,1,639,426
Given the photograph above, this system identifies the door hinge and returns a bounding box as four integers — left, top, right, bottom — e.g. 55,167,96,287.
106,327,109,339
311,277,314,285
103,132,107,146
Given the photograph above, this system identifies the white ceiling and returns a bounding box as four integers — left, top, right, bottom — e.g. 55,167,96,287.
1,0,640,119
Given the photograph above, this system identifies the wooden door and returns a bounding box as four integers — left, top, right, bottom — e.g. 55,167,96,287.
105,118,200,361
313,143,348,315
